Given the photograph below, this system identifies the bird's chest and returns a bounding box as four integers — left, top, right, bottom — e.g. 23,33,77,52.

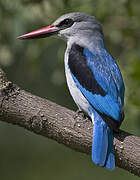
64,51,90,115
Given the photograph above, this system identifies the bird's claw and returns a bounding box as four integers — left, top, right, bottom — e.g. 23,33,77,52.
72,109,90,128
73,109,85,119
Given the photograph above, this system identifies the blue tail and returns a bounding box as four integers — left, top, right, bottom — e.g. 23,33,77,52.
91,111,115,170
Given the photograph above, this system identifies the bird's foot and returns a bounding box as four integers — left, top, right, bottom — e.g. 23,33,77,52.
72,109,89,128
73,109,86,119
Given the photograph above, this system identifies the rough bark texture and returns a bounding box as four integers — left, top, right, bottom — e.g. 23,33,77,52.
0,67,140,177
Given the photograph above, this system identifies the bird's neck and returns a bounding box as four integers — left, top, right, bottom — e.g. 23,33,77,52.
67,33,105,52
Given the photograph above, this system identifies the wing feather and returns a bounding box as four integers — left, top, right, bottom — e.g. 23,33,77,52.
68,43,125,123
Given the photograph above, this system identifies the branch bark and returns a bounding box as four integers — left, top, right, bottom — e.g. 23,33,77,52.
0,67,140,176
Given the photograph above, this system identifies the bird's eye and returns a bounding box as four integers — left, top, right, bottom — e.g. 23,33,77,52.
57,18,74,28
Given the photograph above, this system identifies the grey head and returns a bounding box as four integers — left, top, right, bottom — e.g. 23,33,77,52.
18,12,105,49
52,12,104,44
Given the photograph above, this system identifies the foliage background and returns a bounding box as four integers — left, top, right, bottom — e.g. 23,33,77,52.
0,0,140,179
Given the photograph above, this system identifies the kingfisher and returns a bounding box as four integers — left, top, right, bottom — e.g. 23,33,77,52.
18,12,125,170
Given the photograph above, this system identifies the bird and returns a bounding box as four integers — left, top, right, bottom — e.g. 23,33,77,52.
18,12,125,170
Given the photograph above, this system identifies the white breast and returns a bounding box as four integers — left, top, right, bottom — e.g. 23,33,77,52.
64,46,90,116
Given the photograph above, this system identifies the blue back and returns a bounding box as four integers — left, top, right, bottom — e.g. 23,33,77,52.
68,44,125,124
83,47,125,122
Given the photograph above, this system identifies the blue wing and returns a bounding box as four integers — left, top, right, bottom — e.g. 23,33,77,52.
68,44,125,123
68,44,125,169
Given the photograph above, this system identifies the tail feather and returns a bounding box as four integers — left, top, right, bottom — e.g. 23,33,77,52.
91,111,115,170
105,128,115,170
92,119,108,166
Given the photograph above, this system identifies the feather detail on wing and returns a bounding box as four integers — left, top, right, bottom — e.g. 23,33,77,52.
68,43,125,130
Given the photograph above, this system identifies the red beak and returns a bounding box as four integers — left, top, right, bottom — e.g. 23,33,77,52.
17,25,59,40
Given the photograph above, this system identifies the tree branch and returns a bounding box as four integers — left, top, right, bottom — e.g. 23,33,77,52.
0,67,140,176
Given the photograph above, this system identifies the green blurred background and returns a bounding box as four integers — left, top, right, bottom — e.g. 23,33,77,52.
0,0,140,179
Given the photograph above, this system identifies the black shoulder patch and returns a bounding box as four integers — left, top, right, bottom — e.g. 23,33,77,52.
68,43,106,96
